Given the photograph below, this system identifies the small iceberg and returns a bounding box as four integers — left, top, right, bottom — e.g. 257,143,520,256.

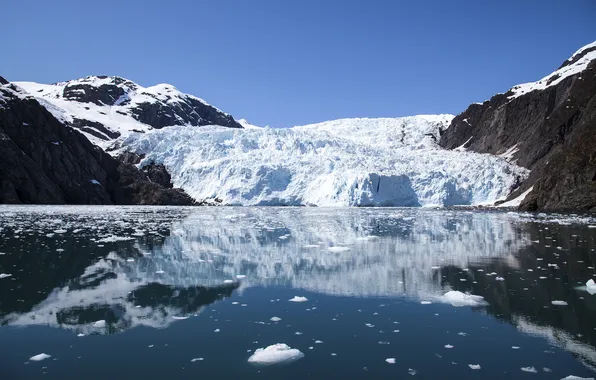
586,279,596,295
441,291,487,307
0,273,12,279
30,353,51,361
93,320,106,328
270,316,282,322
551,300,568,306
289,296,308,303
247,344,304,366
385,358,396,364
468,364,481,370
521,367,538,373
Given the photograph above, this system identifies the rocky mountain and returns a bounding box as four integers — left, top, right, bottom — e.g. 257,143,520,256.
440,41,596,212
0,77,195,205
15,75,243,149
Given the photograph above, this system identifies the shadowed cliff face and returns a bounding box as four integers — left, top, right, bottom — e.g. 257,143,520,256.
440,55,596,212
0,78,195,205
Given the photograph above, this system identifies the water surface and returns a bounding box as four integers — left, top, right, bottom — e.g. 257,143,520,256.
1,206,596,379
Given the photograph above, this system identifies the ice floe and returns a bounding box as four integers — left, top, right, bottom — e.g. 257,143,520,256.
521,367,538,373
440,291,487,307
289,296,308,302
247,344,304,366
551,300,568,306
586,279,596,295
30,353,51,361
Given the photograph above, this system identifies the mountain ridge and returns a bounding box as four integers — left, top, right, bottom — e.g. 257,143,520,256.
2,40,596,210
440,40,596,212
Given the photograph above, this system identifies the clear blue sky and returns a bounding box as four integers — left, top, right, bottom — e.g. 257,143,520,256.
3,0,595,128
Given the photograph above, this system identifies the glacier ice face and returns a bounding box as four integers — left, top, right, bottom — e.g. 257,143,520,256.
119,115,529,207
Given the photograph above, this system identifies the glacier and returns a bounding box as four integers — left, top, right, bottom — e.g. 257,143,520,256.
118,115,529,207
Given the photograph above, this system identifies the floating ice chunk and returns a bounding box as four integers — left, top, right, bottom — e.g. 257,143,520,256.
331,353,337,356
444,344,453,348
586,279,596,295
303,245,320,248
441,291,487,307
551,300,568,306
77,333,85,337
561,376,595,380
93,320,106,328
247,344,304,366
315,340,323,344
431,266,441,270
96,235,134,243
420,301,432,305
0,273,12,279
191,358,204,362
223,280,234,284
328,246,350,253
236,275,246,279
172,316,189,320
512,346,520,349
495,277,505,281
521,367,538,373
408,368,417,375
126,258,135,262
386,358,396,364
232,302,239,305
30,353,51,361
54,229,67,234
155,270,165,274
289,296,308,302
468,364,481,370
270,317,282,322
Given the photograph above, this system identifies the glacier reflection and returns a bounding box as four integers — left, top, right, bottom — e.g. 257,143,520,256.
133,208,530,298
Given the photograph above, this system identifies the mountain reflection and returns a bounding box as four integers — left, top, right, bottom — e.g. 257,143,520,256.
0,206,595,364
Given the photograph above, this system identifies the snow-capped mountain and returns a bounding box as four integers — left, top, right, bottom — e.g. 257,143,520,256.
440,40,596,212
117,115,528,206
15,75,242,148
5,40,595,210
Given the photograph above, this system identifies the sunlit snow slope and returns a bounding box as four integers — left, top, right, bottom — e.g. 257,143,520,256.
119,115,529,207
15,76,241,148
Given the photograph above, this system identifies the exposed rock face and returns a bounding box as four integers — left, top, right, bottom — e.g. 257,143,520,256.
0,78,195,205
440,47,596,212
129,93,241,129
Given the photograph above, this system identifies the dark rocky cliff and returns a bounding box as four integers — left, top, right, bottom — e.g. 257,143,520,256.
0,77,195,205
440,51,596,212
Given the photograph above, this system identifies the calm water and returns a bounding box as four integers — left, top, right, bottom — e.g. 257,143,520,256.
1,206,596,379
